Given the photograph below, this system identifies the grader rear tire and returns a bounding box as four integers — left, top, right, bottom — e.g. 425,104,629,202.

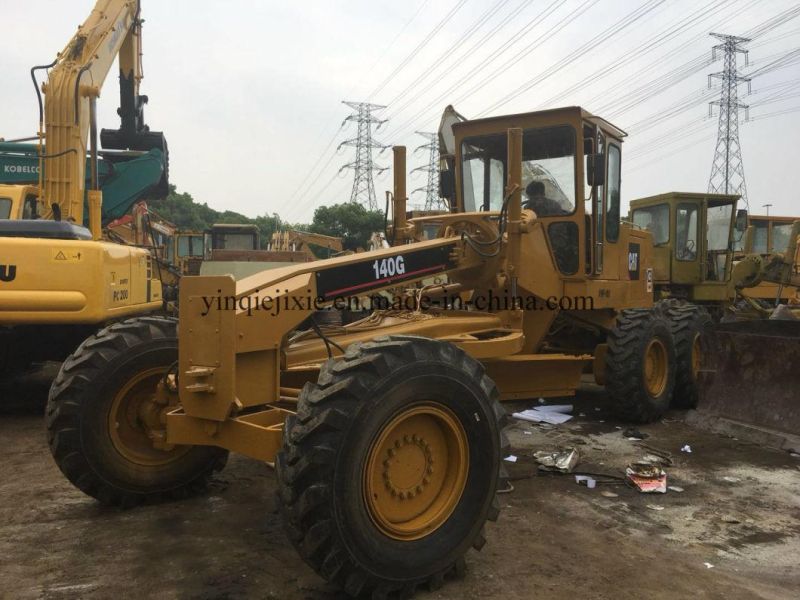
46,317,228,507
658,300,713,409
606,309,676,423
276,335,508,598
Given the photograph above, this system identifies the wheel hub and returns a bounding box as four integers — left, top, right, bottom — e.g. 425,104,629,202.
382,433,434,499
108,367,187,465
644,338,668,397
364,404,468,541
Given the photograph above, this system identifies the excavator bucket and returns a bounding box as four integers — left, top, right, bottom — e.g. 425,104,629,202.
695,319,800,452
101,128,169,199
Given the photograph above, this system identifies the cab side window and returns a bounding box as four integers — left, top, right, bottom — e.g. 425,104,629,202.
605,144,621,242
0,198,11,219
23,194,39,219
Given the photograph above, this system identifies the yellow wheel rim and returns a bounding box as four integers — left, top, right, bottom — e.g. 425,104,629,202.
108,366,188,466
643,339,668,398
364,404,469,541
691,333,702,380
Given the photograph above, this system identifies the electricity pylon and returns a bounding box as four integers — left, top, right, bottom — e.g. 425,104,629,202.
338,101,389,210
410,131,444,211
707,33,751,210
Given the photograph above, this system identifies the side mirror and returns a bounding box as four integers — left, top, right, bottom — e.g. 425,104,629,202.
735,208,748,232
439,169,455,202
586,153,605,186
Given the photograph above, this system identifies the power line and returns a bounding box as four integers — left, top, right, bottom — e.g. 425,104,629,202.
368,0,469,101
539,0,729,109
384,0,514,112
384,0,531,120
358,0,432,90
380,0,584,141
477,0,667,117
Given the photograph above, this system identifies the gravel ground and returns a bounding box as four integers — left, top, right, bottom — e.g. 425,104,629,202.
1,366,798,600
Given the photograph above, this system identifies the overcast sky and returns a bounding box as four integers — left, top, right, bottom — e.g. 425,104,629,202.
2,0,799,221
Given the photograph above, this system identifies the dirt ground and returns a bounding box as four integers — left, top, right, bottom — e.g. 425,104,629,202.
1,365,799,600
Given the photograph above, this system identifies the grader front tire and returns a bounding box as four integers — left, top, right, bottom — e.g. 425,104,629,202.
276,336,508,598
606,309,677,423
46,317,228,507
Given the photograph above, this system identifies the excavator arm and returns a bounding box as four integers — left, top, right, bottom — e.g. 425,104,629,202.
38,0,167,226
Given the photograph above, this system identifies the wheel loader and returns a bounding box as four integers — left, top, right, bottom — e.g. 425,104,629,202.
0,0,170,376
48,107,685,597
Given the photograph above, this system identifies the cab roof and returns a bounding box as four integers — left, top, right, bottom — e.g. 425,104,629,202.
452,106,628,141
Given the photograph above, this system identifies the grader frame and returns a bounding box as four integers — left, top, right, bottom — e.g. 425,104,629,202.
163,108,657,463
49,107,681,598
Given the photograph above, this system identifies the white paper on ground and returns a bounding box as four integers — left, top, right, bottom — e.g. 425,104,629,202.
533,404,573,414
504,455,518,463
512,409,573,425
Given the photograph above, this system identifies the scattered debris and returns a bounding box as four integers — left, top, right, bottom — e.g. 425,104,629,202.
640,453,671,467
575,475,597,489
497,481,515,494
504,455,518,463
721,515,741,524
790,452,800,459
680,444,692,453
703,562,714,569
722,476,741,483
636,443,673,466
512,405,573,425
523,431,532,435
668,486,684,493
623,428,648,440
626,463,667,493
600,490,619,498
534,448,579,473
647,504,665,511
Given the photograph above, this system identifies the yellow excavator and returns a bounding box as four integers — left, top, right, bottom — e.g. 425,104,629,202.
0,0,169,375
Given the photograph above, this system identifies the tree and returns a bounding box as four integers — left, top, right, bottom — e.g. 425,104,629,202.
148,186,288,249
310,203,384,251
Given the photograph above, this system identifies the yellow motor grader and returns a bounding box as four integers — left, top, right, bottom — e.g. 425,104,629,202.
48,106,684,597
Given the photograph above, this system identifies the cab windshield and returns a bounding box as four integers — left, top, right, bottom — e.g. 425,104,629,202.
632,204,669,245
178,234,204,257
211,230,257,251
460,125,576,214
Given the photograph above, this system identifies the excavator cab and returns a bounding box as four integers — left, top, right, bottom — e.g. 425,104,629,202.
0,184,40,220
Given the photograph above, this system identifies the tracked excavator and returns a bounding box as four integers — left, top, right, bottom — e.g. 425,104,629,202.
0,0,169,376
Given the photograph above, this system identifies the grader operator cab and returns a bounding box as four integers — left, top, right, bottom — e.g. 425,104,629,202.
630,192,744,305
48,106,695,598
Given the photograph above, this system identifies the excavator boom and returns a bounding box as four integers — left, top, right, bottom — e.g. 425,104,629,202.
38,0,167,224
